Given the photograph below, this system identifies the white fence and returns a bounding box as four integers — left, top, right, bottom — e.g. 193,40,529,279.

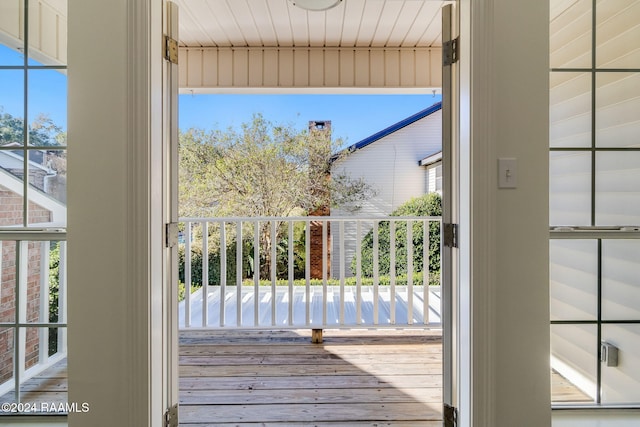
178,216,442,329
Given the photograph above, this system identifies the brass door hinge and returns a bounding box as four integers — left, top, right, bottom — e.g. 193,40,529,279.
165,223,179,248
164,403,178,427
443,37,459,66
443,223,458,248
444,403,458,427
164,35,179,64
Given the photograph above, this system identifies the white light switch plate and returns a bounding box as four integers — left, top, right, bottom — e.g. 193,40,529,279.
498,158,517,189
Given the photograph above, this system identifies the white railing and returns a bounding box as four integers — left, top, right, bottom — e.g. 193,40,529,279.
0,230,67,400
178,216,442,329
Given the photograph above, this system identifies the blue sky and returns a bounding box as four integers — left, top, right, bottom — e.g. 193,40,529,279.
0,45,68,129
179,94,441,146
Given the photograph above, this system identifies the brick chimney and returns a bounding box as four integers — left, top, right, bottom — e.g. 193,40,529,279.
308,121,331,279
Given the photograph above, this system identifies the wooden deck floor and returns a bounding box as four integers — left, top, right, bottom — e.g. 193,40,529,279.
179,329,444,426
0,329,594,422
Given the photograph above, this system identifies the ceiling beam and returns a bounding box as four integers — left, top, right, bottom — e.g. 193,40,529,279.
179,47,442,93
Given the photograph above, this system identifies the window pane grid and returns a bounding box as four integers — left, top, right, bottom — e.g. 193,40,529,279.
550,0,640,408
0,0,68,414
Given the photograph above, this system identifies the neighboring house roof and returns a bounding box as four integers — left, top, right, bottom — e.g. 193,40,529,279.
0,149,52,173
419,150,442,167
0,152,66,224
340,101,442,156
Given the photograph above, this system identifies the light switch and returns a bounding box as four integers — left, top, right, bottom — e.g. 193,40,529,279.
498,158,517,189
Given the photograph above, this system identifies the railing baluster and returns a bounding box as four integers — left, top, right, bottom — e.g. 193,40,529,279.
58,241,68,352
185,222,192,328
271,220,277,326
339,220,345,325
254,221,260,327
407,220,413,325
305,220,311,326
202,222,209,327
15,241,27,403
390,220,396,325
423,219,429,324
322,220,328,326
39,241,50,363
175,215,443,331
288,221,294,326
236,221,242,327
220,221,226,327
373,221,379,325
356,221,362,325
439,219,443,288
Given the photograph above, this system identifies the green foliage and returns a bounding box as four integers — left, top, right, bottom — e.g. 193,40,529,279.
240,270,440,288
0,108,64,146
178,220,309,287
48,242,60,356
179,113,376,218
353,193,442,277
178,114,376,278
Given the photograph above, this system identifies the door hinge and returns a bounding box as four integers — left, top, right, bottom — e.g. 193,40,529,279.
164,404,178,427
164,35,179,64
165,222,179,248
443,223,458,248
443,37,459,66
444,403,458,427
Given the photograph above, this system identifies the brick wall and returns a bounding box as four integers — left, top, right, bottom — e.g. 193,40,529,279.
0,185,51,384
309,205,330,279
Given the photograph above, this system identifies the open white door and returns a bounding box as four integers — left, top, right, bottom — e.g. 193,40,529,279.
163,1,180,425
442,3,460,426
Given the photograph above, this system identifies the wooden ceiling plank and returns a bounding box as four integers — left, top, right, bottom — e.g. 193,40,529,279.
340,0,366,47
355,0,385,47
288,1,310,47
413,2,444,48
371,0,404,47
228,0,263,46
250,0,280,47
269,0,295,47
386,1,425,47
324,4,346,47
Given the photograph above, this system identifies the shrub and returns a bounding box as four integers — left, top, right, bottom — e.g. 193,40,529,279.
239,270,440,288
353,193,442,277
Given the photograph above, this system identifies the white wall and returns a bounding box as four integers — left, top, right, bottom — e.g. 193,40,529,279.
65,1,553,426
68,0,130,423
333,110,442,214
467,0,551,425
68,0,163,426
330,110,441,277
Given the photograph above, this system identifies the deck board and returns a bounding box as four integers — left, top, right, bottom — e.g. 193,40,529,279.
179,329,443,425
0,328,594,422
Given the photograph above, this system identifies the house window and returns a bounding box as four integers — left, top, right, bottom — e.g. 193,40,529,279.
550,0,640,406
0,0,68,413
425,163,442,195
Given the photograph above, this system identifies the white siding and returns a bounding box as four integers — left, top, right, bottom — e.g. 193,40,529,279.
330,109,441,278
0,0,68,66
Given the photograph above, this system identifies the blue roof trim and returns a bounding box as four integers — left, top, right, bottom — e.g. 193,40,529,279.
345,101,442,153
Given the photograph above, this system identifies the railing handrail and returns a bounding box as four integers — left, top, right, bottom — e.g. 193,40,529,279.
550,225,640,239
178,215,442,329
180,215,443,222
0,228,67,241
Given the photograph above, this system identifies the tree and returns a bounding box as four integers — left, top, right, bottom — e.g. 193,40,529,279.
0,108,64,147
179,113,375,279
353,193,442,281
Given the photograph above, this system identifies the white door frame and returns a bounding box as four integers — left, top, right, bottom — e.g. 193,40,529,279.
66,0,551,426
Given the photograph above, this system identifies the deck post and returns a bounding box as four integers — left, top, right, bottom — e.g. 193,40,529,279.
311,329,323,344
